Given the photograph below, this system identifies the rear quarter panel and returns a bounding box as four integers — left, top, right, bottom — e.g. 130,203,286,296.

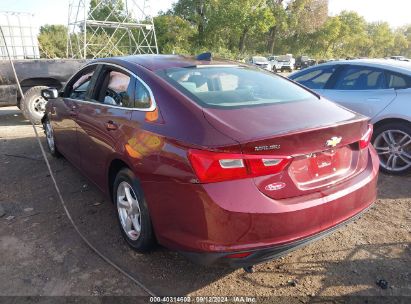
372,88,411,124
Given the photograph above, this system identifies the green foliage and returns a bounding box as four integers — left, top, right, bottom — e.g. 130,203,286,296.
154,15,195,54
367,22,395,57
37,0,411,60
38,25,67,58
158,0,411,60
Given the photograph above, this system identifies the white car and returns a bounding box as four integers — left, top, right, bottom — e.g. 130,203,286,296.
289,59,411,175
390,56,410,62
276,54,295,72
268,56,283,72
249,56,272,71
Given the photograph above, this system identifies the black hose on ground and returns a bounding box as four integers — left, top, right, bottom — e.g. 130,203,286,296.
0,27,160,299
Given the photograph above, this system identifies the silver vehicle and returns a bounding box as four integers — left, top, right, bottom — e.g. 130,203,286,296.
268,55,282,72
390,56,410,62
249,56,271,71
289,59,411,175
277,54,295,72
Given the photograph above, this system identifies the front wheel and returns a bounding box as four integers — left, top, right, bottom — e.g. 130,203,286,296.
113,168,155,252
43,117,60,157
372,122,411,175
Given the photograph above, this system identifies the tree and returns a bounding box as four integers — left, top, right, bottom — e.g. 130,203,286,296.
38,25,67,58
172,0,212,47
367,22,394,57
206,0,275,53
266,0,286,54
154,15,195,54
390,30,409,56
395,25,411,57
89,0,127,25
311,16,342,58
332,11,368,58
293,0,328,55
36,0,411,60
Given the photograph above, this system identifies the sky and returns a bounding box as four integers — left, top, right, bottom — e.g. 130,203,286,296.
0,0,410,29
0,0,175,28
328,0,411,28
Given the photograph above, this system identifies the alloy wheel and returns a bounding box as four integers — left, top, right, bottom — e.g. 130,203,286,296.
116,181,142,241
373,129,411,172
45,120,55,153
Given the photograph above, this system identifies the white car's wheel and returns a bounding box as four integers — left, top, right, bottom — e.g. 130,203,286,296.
373,122,411,175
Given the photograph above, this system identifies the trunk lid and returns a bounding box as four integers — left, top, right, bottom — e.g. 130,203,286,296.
203,98,370,199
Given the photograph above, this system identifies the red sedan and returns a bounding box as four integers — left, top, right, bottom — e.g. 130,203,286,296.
41,54,379,268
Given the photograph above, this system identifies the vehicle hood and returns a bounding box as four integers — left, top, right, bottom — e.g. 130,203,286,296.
202,97,367,144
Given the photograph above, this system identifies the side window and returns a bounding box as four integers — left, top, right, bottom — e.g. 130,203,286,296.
291,67,335,89
66,65,96,100
334,67,386,90
386,73,411,89
100,70,134,108
134,79,152,109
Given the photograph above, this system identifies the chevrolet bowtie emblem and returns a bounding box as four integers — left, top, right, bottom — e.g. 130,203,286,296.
326,136,342,148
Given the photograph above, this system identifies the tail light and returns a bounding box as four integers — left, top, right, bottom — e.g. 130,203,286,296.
188,149,291,183
359,124,373,149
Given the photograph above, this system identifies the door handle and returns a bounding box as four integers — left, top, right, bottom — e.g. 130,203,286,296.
106,120,118,131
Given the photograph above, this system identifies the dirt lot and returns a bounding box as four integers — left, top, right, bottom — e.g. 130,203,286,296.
0,106,410,299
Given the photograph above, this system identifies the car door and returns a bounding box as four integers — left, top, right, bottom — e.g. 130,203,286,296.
75,64,136,190
51,64,99,167
321,65,396,118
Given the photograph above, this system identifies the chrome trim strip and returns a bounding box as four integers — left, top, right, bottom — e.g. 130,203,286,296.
63,61,157,112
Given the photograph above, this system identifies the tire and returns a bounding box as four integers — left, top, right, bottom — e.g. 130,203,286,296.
21,86,48,125
372,122,411,175
113,168,155,252
43,117,61,157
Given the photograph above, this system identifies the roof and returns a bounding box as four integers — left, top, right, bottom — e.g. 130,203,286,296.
316,58,411,75
93,54,235,72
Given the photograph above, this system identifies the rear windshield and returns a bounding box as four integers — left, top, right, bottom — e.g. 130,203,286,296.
160,66,316,108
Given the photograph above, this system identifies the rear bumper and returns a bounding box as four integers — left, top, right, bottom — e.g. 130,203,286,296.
143,147,379,266
181,204,372,268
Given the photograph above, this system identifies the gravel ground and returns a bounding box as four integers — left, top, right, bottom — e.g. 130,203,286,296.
0,106,410,299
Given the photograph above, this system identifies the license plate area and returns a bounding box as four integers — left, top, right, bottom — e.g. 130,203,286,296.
288,146,355,190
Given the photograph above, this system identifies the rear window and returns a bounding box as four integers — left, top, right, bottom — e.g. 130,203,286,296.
161,66,315,108
291,67,335,89
386,72,411,89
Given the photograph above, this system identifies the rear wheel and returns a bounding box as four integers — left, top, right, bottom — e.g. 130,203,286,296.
113,168,155,252
372,122,411,175
21,86,48,125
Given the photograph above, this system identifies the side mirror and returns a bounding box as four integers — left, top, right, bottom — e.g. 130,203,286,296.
41,88,59,100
